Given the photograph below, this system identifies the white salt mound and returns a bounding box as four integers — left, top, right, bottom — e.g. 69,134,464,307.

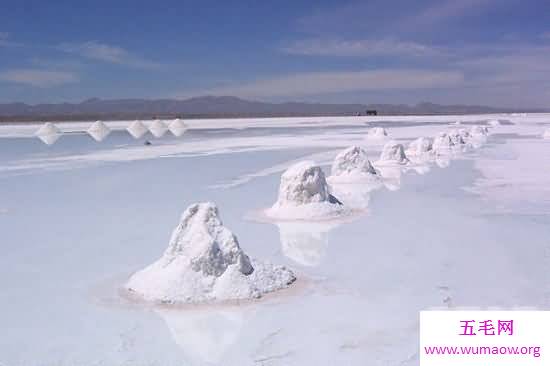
488,119,501,126
447,129,469,146
127,120,148,139
470,125,489,137
35,122,62,145
265,161,348,220
366,127,388,139
125,202,296,304
432,132,455,154
379,141,409,164
149,119,168,138
328,146,380,183
35,122,60,136
542,129,550,139
87,120,111,142
168,119,188,137
406,137,433,157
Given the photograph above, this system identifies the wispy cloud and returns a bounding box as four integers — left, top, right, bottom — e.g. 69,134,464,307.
0,69,79,87
282,38,439,57
189,69,464,98
58,41,160,68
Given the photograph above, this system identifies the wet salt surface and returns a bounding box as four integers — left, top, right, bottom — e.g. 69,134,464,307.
1,117,550,365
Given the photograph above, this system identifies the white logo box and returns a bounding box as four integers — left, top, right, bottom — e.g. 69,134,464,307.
420,311,550,366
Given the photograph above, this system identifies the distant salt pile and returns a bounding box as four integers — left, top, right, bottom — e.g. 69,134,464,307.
127,120,148,139
149,119,168,138
453,120,462,125
470,125,489,138
35,122,62,145
168,118,188,137
542,129,550,139
125,202,295,304
328,146,380,183
488,119,501,127
406,137,433,157
378,141,409,164
432,132,455,154
265,161,347,220
87,120,111,142
366,127,388,139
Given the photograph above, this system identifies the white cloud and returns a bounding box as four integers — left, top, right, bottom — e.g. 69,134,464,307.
282,38,438,57
190,69,464,98
58,41,160,68
0,69,79,87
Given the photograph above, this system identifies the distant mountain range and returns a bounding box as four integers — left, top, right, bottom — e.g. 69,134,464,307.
0,96,545,122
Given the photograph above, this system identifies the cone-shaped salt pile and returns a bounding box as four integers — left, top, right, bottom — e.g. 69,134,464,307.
543,129,550,139
127,120,148,139
35,122,62,145
432,132,455,154
265,161,347,220
447,129,469,146
406,137,433,157
366,127,388,139
125,202,295,303
149,119,168,138
168,118,188,137
470,125,489,137
379,141,409,164
329,146,380,183
87,120,110,142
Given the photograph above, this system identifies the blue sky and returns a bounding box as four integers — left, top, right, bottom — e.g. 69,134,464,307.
0,0,549,107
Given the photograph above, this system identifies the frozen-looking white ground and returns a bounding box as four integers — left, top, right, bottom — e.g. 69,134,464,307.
1,113,550,365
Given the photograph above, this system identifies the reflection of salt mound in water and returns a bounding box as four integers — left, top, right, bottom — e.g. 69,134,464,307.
542,129,550,139
126,120,148,139
156,307,245,365
378,141,409,164
168,118,188,137
277,221,341,266
149,119,168,138
87,120,111,142
126,202,295,303
265,161,348,220
366,127,388,139
376,165,402,191
35,122,62,145
328,146,381,184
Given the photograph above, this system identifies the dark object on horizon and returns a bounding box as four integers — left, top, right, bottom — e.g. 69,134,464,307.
366,110,377,116
144,140,152,146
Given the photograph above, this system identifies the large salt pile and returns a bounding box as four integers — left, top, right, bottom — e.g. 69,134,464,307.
470,125,489,138
265,161,347,220
127,120,148,139
149,119,168,138
378,141,409,164
168,118,188,137
125,202,296,303
35,122,62,145
328,146,381,184
366,127,389,139
87,120,111,142
406,137,433,158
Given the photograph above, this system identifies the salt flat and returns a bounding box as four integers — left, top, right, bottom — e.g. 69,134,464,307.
0,114,549,365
